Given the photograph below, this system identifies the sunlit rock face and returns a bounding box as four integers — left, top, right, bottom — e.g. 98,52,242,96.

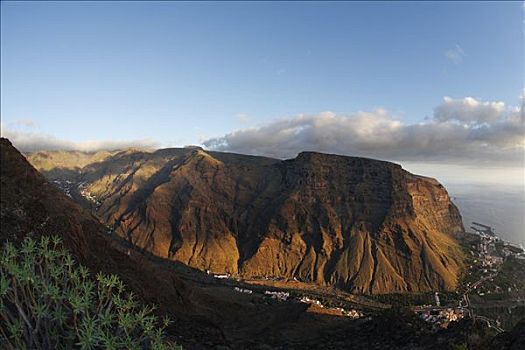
28,147,465,294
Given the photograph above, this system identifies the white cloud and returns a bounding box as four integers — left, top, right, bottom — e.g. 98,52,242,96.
0,124,160,152
2,96,523,168
444,44,465,64
203,96,525,166
434,96,506,124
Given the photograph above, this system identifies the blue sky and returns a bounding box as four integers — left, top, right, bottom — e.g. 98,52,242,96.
1,1,523,148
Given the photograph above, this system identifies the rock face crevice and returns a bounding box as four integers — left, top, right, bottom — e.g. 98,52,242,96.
28,148,465,294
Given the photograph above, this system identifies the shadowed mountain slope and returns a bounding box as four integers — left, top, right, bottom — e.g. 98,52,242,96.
0,138,232,346
28,147,465,294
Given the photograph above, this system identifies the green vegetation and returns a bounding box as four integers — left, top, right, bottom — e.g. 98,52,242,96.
0,236,182,349
489,257,525,294
452,343,468,350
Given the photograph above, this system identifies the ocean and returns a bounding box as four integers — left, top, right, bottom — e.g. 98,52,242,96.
446,183,525,246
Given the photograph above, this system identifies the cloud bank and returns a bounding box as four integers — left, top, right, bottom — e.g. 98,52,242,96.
0,124,160,153
203,96,525,166
2,96,523,167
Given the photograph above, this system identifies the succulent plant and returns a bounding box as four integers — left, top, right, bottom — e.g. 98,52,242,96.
0,236,182,349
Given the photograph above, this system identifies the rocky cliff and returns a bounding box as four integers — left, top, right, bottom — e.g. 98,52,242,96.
27,147,465,294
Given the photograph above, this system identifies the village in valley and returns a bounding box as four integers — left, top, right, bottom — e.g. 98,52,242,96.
414,222,525,331
205,221,525,333
214,271,366,319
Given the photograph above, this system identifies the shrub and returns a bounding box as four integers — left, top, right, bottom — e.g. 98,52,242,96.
0,235,182,349
452,343,468,350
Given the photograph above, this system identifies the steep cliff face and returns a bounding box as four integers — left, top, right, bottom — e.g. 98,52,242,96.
27,148,465,294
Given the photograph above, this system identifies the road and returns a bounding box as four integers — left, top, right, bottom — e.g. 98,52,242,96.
413,267,505,333
475,315,505,333
460,268,505,334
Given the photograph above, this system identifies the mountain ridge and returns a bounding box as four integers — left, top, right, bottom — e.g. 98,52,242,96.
27,146,466,294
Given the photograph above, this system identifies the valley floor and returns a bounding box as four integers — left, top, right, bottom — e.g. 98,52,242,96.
106,229,524,349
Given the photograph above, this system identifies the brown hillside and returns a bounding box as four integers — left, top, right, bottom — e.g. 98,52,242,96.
0,138,227,346
27,147,465,294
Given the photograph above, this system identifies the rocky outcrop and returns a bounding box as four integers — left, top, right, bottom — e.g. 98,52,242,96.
28,147,465,294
